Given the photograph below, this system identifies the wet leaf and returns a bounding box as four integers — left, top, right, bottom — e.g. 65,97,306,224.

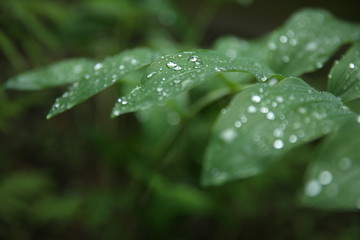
111,50,277,117
47,48,157,119
265,9,360,76
328,43,360,102
302,117,360,210
203,77,353,186
213,36,266,61
5,58,94,90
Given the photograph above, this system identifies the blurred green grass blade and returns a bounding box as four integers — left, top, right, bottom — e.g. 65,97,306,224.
5,58,94,90
47,48,157,119
0,30,27,71
265,8,360,76
301,117,360,210
111,49,277,117
328,43,360,102
202,77,353,186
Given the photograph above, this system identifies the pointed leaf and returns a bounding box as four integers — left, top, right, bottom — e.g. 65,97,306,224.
328,43,360,102
265,9,360,76
47,48,157,119
203,77,353,186
5,59,94,90
302,116,360,210
112,50,277,117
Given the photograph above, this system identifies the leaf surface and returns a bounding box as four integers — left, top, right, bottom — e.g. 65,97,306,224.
112,50,277,117
265,9,360,76
328,43,360,102
203,77,353,186
47,48,156,119
302,117,360,210
5,59,94,90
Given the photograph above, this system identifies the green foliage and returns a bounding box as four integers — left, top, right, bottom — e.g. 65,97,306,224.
5,8,360,213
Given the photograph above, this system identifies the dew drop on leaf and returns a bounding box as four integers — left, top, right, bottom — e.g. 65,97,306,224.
273,139,284,149
94,63,103,71
305,180,322,197
318,170,333,185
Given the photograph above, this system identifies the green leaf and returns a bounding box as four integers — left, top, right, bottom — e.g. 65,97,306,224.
302,117,360,210
213,36,266,61
5,58,94,90
46,48,157,119
265,9,360,76
202,77,353,186
111,50,277,117
328,43,360,102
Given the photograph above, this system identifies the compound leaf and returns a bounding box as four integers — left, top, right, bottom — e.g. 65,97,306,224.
111,49,277,117
302,117,360,210
203,77,353,186
47,48,157,119
328,43,360,102
5,59,94,90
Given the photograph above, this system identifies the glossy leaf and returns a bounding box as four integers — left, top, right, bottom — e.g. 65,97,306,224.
265,9,360,76
47,48,157,119
328,43,360,102
213,36,266,61
111,50,277,117
302,117,360,210
5,59,94,90
203,77,353,186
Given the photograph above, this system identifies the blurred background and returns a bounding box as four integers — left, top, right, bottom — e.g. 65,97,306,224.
1,0,360,239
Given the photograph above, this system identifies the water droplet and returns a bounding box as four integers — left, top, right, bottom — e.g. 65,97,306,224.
188,56,199,62
234,121,242,128
318,171,332,185
94,63,103,71
173,65,182,71
282,56,290,63
119,64,125,70
214,67,221,72
305,180,322,197
156,87,163,92
240,116,247,123
266,112,275,120
273,128,284,138
349,63,355,69
251,95,261,103
122,100,128,105
194,61,202,69
113,109,120,116
146,71,157,79
247,105,257,113
220,128,237,143
339,157,352,171
267,78,278,86
260,76,268,81
306,41,318,51
260,107,269,114
117,98,122,103
279,35,288,43
273,139,284,149
289,135,298,143
289,39,297,46
131,59,138,64
167,62,177,68
298,107,307,114
268,42,277,50
221,108,227,114
276,96,284,103
357,116,360,123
